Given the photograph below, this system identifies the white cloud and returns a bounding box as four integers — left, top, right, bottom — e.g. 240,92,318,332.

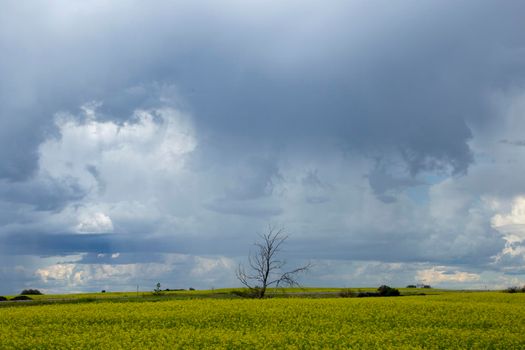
490,196,525,269
35,263,173,288
416,266,480,284
31,102,198,236
40,104,196,182
33,253,238,293
191,256,235,278
491,196,525,243
76,212,113,233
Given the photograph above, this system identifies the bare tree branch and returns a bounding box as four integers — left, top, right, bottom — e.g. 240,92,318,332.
235,225,310,298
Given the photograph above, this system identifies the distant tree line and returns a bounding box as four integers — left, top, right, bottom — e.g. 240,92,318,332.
339,285,401,298
505,286,525,293
406,284,431,289
0,289,43,302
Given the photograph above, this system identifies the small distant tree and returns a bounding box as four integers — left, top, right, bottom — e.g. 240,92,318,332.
153,282,163,296
236,226,310,298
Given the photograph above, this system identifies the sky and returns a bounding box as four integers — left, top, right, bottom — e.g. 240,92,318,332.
1,0,525,294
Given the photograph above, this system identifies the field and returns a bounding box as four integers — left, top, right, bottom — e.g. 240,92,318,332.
1,289,525,349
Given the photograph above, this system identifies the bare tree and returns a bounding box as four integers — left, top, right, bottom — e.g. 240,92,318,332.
236,226,310,298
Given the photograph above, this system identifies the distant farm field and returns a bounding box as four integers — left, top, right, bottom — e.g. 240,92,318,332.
1,290,525,349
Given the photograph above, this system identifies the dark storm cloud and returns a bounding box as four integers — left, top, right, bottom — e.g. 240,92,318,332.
0,232,183,257
74,252,165,265
0,233,115,256
0,231,250,259
292,229,504,267
1,1,525,183
172,1,525,176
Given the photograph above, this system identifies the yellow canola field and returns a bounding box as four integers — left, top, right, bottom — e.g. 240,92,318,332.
1,292,525,349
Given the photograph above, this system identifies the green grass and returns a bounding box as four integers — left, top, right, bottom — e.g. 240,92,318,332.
2,286,436,303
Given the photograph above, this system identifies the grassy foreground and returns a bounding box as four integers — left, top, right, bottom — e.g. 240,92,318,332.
1,290,524,349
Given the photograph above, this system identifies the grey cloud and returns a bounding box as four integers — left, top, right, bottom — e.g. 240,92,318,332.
301,170,332,204
500,139,525,147
74,252,165,265
293,229,502,267
85,165,106,195
2,1,525,182
0,175,85,211
204,198,283,217
367,160,423,203
224,157,282,200
0,230,247,258
1,1,525,292
0,233,116,256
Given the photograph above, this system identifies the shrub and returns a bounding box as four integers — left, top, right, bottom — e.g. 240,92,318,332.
406,285,417,288
230,290,247,297
339,289,354,298
230,288,262,298
0,296,7,301
11,295,32,301
378,285,400,297
356,292,380,297
21,289,42,295
101,290,106,293
189,287,195,291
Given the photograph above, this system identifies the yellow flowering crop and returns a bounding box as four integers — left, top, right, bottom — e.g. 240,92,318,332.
1,292,524,349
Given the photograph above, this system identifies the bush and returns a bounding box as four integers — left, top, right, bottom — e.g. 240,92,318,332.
406,285,417,288
11,295,32,301
21,289,42,295
230,290,247,297
0,296,7,301
230,288,263,298
378,285,400,297
356,291,380,297
339,289,354,298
